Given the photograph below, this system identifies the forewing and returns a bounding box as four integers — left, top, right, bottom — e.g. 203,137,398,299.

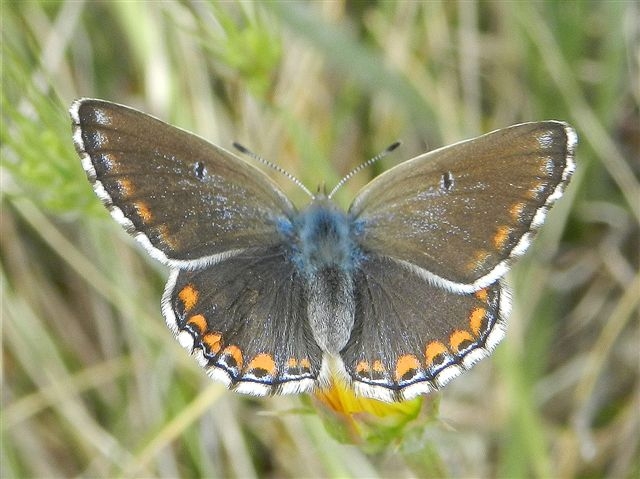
162,245,322,395
71,99,295,267
349,122,576,291
340,254,509,402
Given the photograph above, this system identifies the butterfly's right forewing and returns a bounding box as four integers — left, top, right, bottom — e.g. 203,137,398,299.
72,99,296,268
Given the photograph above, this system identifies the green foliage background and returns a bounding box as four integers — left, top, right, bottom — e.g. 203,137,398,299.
2,1,638,477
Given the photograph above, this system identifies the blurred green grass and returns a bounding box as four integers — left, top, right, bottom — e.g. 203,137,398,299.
2,1,638,478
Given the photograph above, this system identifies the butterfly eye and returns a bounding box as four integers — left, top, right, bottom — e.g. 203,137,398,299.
193,161,207,180
440,171,454,191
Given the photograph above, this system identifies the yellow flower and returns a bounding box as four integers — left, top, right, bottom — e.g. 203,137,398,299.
310,374,439,453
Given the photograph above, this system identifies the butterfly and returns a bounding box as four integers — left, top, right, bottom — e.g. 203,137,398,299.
71,99,576,402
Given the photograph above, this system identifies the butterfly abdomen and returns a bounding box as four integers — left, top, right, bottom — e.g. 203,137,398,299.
307,267,355,354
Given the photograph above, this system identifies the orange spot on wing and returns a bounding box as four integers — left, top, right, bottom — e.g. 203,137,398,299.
469,307,487,336
186,314,207,335
394,355,421,382
156,224,177,250
202,332,222,354
117,178,135,197
424,341,448,367
178,284,199,312
222,345,243,369
467,249,490,272
356,361,370,375
449,330,475,353
357,359,386,379
510,202,526,221
246,353,277,377
286,357,312,375
299,358,311,372
372,360,385,374
134,201,153,223
493,225,512,250
475,288,489,302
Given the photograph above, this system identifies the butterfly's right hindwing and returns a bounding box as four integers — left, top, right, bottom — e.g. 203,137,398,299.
162,245,323,395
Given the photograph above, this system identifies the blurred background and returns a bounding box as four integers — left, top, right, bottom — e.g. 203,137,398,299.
2,2,638,478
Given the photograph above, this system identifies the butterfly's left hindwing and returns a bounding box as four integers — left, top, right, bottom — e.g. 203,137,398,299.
341,254,509,402
163,245,323,395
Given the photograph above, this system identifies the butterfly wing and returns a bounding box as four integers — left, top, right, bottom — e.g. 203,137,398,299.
340,254,508,402
163,245,323,395
71,98,295,268
349,122,576,292
72,99,324,394
342,122,575,400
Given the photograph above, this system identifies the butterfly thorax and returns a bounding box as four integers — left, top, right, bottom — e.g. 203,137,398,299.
290,195,358,354
294,196,357,272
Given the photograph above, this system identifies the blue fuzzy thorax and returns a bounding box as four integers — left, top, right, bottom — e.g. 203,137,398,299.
290,195,358,277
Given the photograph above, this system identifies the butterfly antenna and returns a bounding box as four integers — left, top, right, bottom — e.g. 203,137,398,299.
233,142,313,198
328,141,401,199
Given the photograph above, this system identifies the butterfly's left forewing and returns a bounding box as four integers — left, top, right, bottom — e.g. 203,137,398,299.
349,121,576,292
